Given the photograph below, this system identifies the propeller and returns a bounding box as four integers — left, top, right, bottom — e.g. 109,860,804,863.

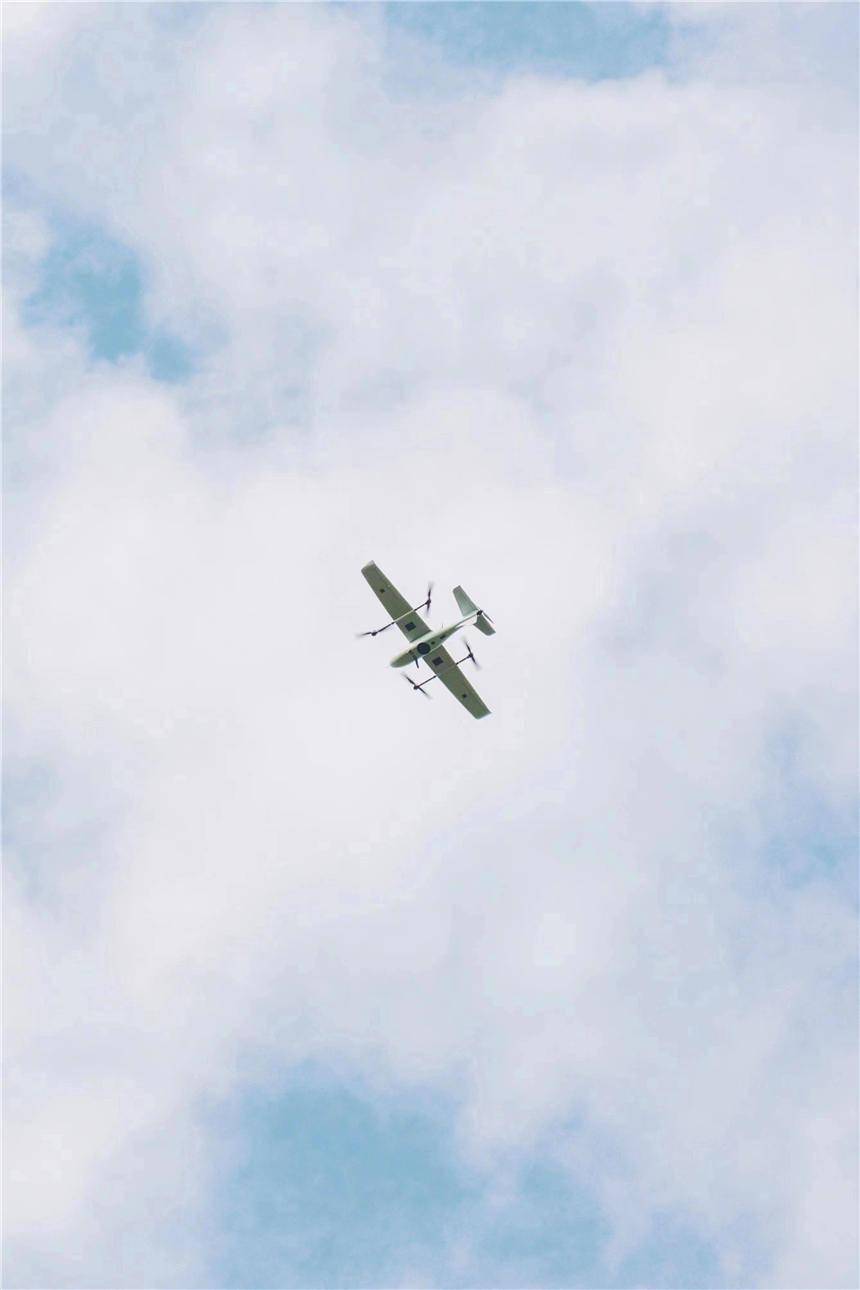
463,637,481,669
403,674,431,699
358,583,433,639
356,622,396,638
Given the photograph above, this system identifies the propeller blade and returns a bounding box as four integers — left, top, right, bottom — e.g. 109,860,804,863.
464,637,481,669
357,619,396,639
402,674,431,698
425,581,434,613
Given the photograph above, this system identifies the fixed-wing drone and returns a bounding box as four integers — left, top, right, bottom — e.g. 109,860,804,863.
359,561,495,719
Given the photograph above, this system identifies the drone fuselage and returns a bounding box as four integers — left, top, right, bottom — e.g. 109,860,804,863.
390,615,474,668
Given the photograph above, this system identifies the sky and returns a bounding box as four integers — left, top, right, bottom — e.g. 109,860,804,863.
3,4,858,1288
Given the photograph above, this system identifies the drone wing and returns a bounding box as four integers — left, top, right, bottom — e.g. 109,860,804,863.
421,644,490,720
361,562,429,642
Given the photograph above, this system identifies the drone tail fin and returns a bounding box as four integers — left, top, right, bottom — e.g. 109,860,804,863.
453,586,478,616
454,586,496,635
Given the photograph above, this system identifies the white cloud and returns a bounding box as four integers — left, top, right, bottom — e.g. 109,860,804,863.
4,5,857,1287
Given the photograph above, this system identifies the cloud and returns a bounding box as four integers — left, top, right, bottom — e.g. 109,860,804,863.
4,5,857,1287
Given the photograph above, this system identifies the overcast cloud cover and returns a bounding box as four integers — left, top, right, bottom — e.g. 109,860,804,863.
3,4,858,1288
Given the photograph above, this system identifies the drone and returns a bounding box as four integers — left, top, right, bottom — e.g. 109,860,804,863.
358,561,495,719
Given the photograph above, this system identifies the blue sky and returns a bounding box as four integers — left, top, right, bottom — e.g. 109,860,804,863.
213,1077,603,1289
9,2,672,383
383,3,669,81
19,209,190,381
211,1069,729,1289
4,5,857,1289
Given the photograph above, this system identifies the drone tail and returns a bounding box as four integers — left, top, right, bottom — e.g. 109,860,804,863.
453,586,496,635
